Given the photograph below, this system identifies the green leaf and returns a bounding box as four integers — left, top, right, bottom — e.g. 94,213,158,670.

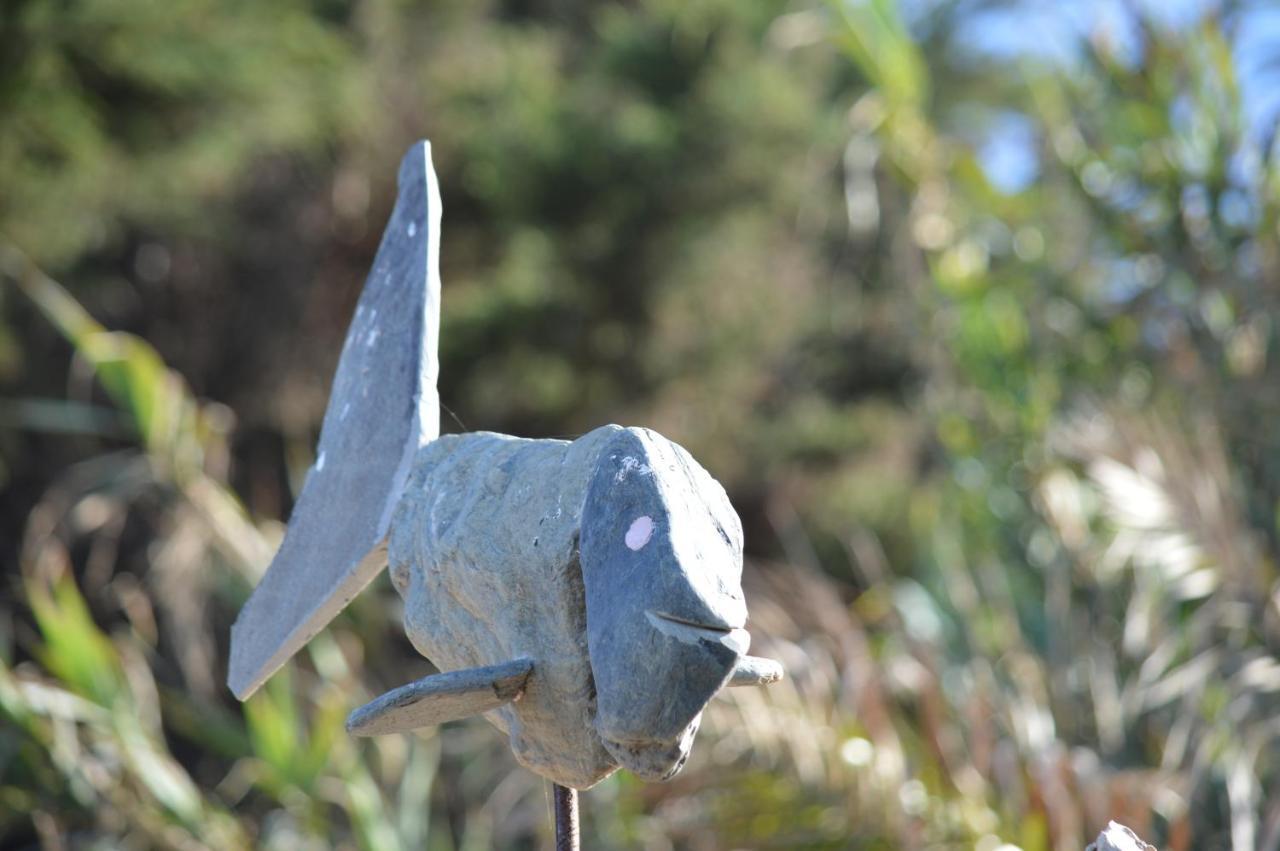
26,573,125,707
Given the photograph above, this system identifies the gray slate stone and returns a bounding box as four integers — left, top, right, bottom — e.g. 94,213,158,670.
228,140,784,790
728,655,784,686
228,142,442,699
386,426,773,789
388,430,614,788
579,427,749,780
346,658,533,736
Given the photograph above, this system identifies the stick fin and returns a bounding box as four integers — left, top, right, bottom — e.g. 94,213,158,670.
727,655,784,687
346,658,535,736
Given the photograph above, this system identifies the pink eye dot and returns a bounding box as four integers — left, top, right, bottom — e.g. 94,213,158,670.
625,516,654,551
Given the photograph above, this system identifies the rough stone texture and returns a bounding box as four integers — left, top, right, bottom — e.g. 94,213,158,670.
228,142,442,699
387,426,767,789
728,655,784,686
346,658,533,736
389,429,612,788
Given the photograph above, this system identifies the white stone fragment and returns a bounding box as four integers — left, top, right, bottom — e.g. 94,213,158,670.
1086,822,1156,851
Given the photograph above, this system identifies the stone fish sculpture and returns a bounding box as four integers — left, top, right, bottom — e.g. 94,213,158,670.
228,141,782,791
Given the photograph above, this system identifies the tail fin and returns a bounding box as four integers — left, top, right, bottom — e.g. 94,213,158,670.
228,141,442,699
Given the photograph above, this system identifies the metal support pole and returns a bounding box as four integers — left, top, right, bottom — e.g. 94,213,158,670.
552,783,579,851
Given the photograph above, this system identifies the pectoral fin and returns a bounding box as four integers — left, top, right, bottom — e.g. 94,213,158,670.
346,658,534,736
727,655,783,687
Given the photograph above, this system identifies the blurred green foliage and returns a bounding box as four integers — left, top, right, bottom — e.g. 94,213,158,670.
4,0,1280,848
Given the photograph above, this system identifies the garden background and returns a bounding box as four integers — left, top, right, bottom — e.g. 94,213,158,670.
4,0,1280,848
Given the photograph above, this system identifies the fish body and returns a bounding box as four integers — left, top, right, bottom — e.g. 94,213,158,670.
389,425,749,789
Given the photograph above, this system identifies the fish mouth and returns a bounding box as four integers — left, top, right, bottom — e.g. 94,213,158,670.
649,610,732,633
599,715,702,782
645,610,750,654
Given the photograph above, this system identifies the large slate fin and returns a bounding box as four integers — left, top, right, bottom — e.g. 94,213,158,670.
228,142,442,699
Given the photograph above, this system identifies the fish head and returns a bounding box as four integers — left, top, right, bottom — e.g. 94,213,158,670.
579,427,747,781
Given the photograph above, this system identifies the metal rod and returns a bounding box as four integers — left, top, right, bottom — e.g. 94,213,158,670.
552,783,579,851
